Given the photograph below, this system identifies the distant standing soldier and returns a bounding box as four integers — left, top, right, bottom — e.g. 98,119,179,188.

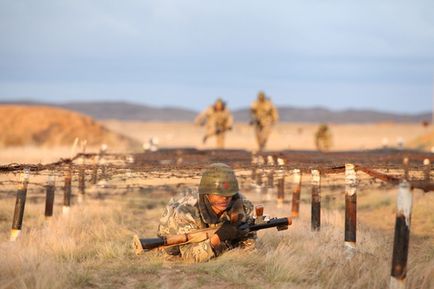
250,91,279,151
195,98,233,149
315,124,333,152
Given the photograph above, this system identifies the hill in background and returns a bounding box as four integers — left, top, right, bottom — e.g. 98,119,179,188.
1,100,431,123
0,105,138,148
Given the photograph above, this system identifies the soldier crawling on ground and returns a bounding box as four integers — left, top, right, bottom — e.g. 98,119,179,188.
157,163,256,263
250,91,279,151
195,98,233,149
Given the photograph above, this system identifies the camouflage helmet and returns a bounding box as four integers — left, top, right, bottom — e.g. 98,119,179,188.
215,98,224,104
199,163,239,196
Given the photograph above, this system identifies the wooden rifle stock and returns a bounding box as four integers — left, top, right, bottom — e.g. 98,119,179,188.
133,217,291,255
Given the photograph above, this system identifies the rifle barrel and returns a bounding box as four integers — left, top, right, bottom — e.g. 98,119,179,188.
246,217,291,232
140,237,166,250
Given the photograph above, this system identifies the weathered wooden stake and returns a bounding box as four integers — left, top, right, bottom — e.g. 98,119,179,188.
256,170,263,187
291,169,302,218
255,156,265,194
276,158,285,208
345,164,357,251
92,156,98,184
99,144,108,180
44,174,55,219
251,154,257,183
10,169,30,241
255,204,265,224
390,181,413,289
403,157,409,180
423,158,430,183
78,168,85,203
78,157,86,203
311,169,321,231
267,171,274,188
266,156,275,200
63,166,72,215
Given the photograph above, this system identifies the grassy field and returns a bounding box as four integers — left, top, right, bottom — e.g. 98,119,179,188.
0,170,433,289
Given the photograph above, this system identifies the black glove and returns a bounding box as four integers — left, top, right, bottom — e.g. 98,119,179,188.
215,222,248,242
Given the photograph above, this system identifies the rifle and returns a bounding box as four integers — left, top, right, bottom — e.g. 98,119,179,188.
249,118,264,130
202,126,232,144
133,216,291,255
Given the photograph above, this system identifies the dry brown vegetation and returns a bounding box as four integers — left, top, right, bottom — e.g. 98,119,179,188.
0,106,136,149
0,169,433,289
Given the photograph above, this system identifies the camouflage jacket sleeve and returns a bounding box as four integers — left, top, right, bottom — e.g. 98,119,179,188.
159,201,215,263
194,107,212,126
225,110,234,128
270,102,279,122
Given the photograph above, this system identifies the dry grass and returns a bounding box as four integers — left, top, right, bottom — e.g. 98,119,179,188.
0,177,433,289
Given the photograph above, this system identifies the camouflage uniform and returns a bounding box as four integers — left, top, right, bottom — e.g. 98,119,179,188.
195,99,234,149
250,92,279,151
158,188,255,263
315,124,333,152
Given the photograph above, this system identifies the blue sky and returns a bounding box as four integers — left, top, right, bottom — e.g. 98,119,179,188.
0,0,433,113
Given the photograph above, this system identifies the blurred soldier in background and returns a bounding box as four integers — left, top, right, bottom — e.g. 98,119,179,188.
195,98,233,149
315,124,333,152
250,91,279,151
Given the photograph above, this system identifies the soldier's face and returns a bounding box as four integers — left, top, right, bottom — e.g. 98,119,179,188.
207,194,232,213
215,102,223,111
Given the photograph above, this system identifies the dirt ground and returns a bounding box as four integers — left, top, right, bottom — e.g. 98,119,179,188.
104,120,431,152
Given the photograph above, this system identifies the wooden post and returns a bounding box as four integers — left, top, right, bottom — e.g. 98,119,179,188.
255,204,265,224
78,157,85,203
390,181,413,289
403,157,409,180
10,169,30,241
63,166,72,215
44,173,55,219
255,156,265,195
311,169,321,231
267,171,274,189
276,158,285,208
92,156,98,185
345,164,357,251
423,159,430,183
291,169,302,218
266,156,275,200
251,154,257,183
99,144,108,181
100,159,107,181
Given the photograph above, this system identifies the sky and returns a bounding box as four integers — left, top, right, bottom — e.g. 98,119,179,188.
0,0,433,113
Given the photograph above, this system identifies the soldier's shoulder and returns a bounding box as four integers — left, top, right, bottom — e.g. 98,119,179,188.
202,106,214,114
265,99,276,106
159,188,202,235
168,188,200,216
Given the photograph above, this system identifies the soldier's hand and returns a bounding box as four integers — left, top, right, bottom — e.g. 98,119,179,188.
215,222,248,242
